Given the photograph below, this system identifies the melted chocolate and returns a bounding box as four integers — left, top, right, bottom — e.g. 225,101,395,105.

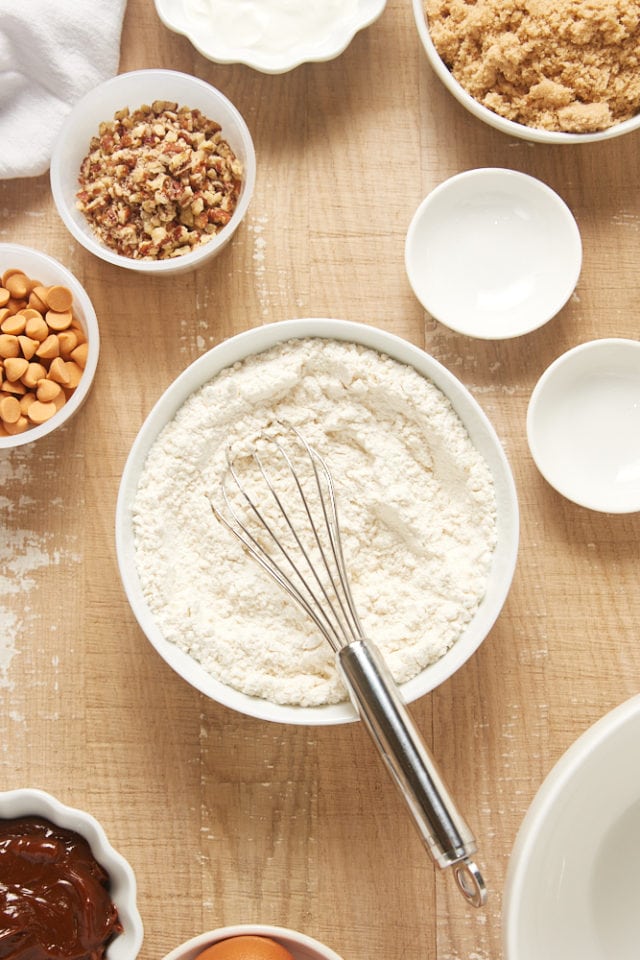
0,816,122,960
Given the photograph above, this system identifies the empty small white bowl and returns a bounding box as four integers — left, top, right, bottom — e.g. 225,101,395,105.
163,924,344,960
50,69,255,276
527,339,640,513
0,243,99,449
504,694,640,960
154,0,387,74
412,0,640,144
405,168,582,339
0,788,143,959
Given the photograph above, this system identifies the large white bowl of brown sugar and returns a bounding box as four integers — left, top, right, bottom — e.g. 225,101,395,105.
413,0,640,143
116,318,519,726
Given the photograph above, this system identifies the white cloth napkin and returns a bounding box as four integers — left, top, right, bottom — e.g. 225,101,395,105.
0,0,128,179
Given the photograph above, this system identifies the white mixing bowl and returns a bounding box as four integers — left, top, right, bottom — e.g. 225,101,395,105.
116,318,519,724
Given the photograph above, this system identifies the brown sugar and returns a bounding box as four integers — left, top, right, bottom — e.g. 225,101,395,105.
425,0,640,132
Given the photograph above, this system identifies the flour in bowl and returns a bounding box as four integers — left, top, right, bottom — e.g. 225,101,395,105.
132,338,497,707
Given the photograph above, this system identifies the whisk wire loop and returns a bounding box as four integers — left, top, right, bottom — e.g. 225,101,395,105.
212,429,364,652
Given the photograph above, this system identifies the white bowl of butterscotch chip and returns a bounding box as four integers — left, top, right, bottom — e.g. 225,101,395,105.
413,0,640,143
0,244,99,448
50,69,256,276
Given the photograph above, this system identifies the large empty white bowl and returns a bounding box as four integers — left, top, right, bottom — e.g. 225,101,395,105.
527,339,640,513
405,169,582,339
116,318,519,725
504,694,640,960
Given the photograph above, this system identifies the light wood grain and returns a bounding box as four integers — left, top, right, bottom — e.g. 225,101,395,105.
1,1,639,958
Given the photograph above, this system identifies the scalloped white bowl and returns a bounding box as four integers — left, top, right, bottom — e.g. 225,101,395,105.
412,0,640,144
116,318,519,726
154,0,387,74
164,924,344,960
0,788,143,959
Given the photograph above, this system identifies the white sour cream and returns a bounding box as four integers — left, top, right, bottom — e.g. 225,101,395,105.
184,0,360,55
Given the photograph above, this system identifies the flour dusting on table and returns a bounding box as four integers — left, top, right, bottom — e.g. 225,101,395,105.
132,338,497,706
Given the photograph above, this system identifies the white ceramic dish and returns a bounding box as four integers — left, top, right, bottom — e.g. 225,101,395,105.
50,70,255,276
504,694,640,960
0,787,143,959
412,0,640,144
163,924,344,960
0,243,99,449
527,338,640,513
405,168,582,339
116,318,519,725
154,0,387,74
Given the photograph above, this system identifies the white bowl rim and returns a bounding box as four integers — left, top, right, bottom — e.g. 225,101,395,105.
153,0,387,74
404,167,582,339
162,923,344,960
49,69,256,274
0,786,144,959
116,317,519,725
526,337,640,513
0,242,100,449
503,693,640,959
411,0,640,144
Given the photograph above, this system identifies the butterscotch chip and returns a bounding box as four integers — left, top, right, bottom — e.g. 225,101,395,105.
5,273,29,299
36,334,60,361
25,315,49,342
0,334,20,359
1,314,26,336
45,285,74,313
27,400,56,424
3,414,29,435
22,362,48,389
70,342,88,368
17,336,39,361
58,330,79,358
46,309,73,332
1,379,26,396
0,394,21,423
1,268,24,287
63,360,83,389
47,356,70,385
0,289,9,308
19,392,37,415
29,287,48,313
3,357,29,382
36,379,62,403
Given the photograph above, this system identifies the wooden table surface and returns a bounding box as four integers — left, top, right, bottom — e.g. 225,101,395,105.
1,1,639,958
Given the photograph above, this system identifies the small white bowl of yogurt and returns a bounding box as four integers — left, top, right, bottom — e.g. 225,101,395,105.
527,338,640,513
153,0,387,73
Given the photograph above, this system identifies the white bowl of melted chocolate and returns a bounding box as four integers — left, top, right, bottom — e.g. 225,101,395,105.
0,787,143,960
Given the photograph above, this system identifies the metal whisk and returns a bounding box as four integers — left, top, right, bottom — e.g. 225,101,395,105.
210,425,487,907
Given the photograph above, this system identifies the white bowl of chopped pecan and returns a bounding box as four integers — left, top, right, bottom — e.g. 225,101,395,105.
413,0,640,143
50,70,255,275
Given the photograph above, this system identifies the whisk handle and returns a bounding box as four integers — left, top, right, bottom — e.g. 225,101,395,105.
337,638,486,907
